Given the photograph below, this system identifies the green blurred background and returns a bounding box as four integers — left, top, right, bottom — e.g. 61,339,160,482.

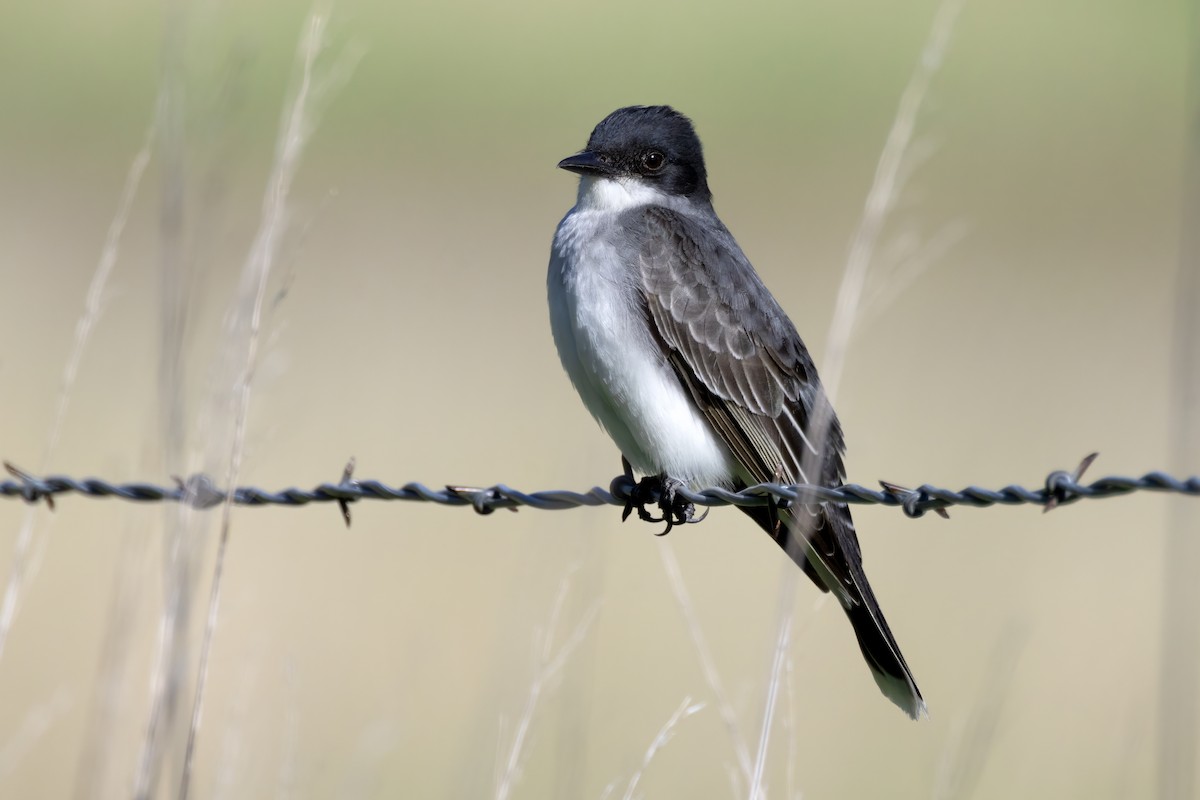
0,0,1192,796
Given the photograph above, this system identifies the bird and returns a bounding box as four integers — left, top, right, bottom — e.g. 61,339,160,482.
546,105,925,719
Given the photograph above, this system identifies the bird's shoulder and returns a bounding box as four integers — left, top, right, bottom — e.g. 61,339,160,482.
620,204,817,399
621,205,755,297
622,203,848,490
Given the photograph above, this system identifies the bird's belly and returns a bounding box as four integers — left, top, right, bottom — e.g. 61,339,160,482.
549,227,735,487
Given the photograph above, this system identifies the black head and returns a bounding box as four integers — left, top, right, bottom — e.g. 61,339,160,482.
558,106,711,203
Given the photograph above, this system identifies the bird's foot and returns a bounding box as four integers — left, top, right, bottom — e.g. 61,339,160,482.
621,472,707,536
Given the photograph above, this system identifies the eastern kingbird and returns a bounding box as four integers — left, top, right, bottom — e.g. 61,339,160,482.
547,105,925,719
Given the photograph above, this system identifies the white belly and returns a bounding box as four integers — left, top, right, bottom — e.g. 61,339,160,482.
547,203,736,488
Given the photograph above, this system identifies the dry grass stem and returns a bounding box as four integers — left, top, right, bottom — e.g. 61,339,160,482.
753,0,965,786
820,0,965,403
783,654,798,800
932,624,1026,800
658,544,753,787
0,688,73,780
1158,20,1200,795
71,532,156,799
0,113,157,667
495,569,601,800
749,609,792,800
621,696,706,800
178,9,344,798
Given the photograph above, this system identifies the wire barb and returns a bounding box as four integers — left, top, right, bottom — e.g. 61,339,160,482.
170,473,224,510
3,461,55,511
2,454,1198,518
1042,451,1099,513
337,457,357,528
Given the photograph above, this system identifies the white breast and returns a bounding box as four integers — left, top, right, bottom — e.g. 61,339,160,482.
547,177,736,488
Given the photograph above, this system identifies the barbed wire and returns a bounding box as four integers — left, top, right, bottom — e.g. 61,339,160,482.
2,454,1197,525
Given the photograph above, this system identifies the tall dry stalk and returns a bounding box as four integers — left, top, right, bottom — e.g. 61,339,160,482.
0,114,157,668
495,568,601,800
749,1,965,795
177,10,338,799
658,544,754,791
134,1,194,790
1158,14,1200,798
621,696,705,800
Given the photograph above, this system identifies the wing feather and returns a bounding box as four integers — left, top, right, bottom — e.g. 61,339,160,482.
631,207,840,481
627,204,924,716
629,205,855,595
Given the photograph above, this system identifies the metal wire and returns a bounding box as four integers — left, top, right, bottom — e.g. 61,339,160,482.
2,455,1196,520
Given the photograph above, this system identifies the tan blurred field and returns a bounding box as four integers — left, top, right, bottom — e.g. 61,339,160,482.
0,0,1193,797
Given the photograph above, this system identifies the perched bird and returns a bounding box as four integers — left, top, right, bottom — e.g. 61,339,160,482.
546,105,925,719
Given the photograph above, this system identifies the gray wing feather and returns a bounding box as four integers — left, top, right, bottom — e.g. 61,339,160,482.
630,206,838,477
626,205,925,717
627,205,857,593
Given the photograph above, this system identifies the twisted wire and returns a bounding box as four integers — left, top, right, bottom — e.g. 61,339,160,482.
2,458,1196,520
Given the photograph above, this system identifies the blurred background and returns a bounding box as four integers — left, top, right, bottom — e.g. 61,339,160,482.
0,0,1193,797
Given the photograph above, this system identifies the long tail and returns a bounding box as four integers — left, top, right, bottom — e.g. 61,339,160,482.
841,560,926,719
740,502,926,719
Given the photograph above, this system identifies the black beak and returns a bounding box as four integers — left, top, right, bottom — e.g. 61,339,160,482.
557,150,612,176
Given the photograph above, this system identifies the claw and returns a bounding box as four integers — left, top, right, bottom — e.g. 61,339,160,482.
617,465,708,535
624,477,666,524
620,456,638,522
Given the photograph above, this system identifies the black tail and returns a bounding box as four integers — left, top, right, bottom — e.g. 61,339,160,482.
843,578,926,719
740,502,926,719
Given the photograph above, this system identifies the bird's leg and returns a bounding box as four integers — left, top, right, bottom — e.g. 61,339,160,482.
619,459,706,536
768,463,785,538
619,462,667,525
653,475,707,536
620,456,658,523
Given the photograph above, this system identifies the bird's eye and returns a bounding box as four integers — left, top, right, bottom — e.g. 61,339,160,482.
642,151,666,172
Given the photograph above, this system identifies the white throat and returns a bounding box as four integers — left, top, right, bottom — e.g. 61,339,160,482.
573,175,671,214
